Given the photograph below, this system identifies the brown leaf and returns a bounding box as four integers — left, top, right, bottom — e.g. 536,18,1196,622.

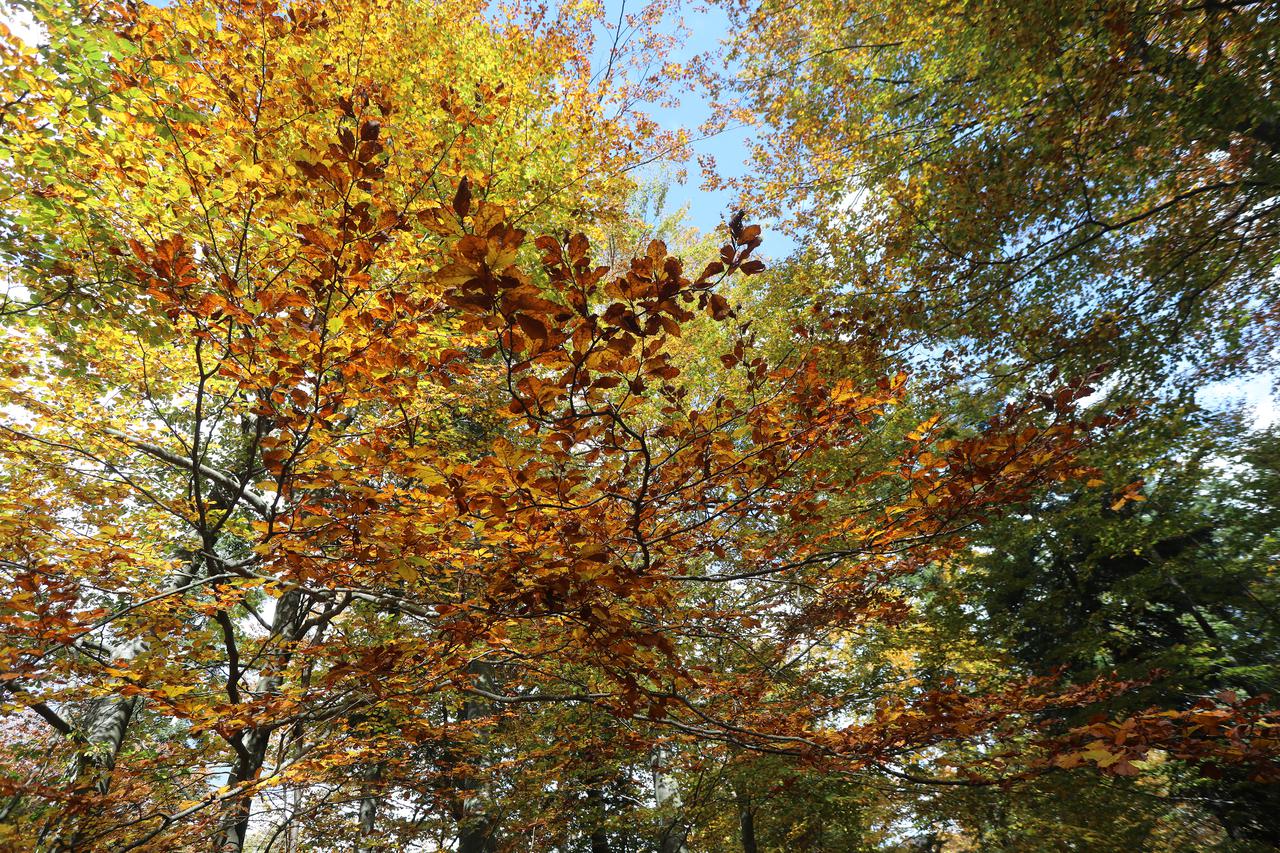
453,176,472,219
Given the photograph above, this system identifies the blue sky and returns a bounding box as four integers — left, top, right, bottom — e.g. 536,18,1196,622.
589,0,797,258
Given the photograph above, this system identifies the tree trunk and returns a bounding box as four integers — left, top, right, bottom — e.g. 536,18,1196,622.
212,588,307,852
76,693,141,794
45,559,200,850
458,817,497,853
587,784,610,853
737,794,758,853
359,761,384,846
42,693,142,851
449,659,498,853
652,746,687,853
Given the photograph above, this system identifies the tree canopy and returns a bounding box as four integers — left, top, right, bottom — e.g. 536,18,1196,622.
0,0,1277,850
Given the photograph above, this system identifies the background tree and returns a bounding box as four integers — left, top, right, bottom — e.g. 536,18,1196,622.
712,0,1280,846
719,0,1279,396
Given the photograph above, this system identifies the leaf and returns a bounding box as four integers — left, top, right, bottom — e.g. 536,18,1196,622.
436,261,478,288
515,313,548,349
707,292,732,320
453,176,472,219
159,684,196,698
298,224,336,252
579,543,609,562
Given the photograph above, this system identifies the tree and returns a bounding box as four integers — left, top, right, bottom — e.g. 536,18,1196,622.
718,0,1279,397
714,0,1280,845
0,0,1276,851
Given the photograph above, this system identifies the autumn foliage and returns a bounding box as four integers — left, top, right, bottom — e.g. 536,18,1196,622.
0,0,1276,850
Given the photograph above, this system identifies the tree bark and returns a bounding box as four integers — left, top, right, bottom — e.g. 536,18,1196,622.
359,761,383,841
737,793,758,853
75,693,141,794
587,784,610,853
652,746,687,853
449,659,498,853
44,559,200,850
212,588,309,852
